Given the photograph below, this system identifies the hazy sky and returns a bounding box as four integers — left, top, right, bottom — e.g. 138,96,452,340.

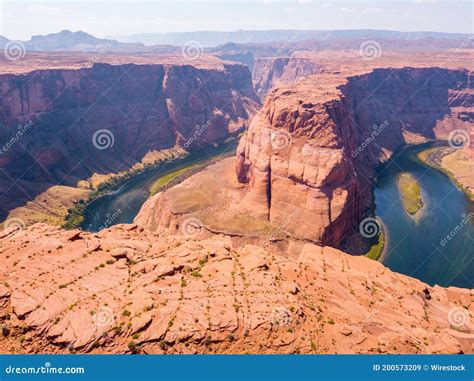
1,0,472,40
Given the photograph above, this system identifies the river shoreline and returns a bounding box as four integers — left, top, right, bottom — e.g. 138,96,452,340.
374,141,473,288
62,149,187,229
417,144,474,202
366,223,386,261
76,137,240,231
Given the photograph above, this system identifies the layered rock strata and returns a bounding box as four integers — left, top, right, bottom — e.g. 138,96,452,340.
0,61,260,221
137,67,473,249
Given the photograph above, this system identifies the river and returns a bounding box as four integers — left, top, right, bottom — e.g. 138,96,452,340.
80,138,238,232
82,139,473,288
375,142,473,288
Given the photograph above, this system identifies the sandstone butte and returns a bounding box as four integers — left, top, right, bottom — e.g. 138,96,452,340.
0,50,473,354
137,64,474,251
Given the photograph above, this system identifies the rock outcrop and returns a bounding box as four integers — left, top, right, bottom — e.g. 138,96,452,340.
0,61,260,220
235,67,473,247
0,223,472,354
135,67,473,250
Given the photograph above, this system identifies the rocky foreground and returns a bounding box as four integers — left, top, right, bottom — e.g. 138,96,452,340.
0,223,472,354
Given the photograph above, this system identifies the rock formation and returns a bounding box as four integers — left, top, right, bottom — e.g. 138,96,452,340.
136,67,473,251
0,61,260,220
0,223,472,354
0,50,473,355
236,67,473,247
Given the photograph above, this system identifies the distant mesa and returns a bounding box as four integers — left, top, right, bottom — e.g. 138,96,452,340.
105,29,474,47
0,30,145,52
1,29,472,54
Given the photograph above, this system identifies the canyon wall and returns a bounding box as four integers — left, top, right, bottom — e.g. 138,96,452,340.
236,67,473,247
0,62,260,220
0,64,473,355
252,57,322,99
134,67,472,251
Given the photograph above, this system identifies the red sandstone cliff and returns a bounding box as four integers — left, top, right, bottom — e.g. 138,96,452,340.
0,62,260,220
134,67,472,251
236,67,473,247
0,62,473,355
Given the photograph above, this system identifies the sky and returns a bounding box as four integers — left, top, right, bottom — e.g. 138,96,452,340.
0,0,472,40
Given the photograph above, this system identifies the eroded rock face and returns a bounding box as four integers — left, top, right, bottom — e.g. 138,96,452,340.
252,57,323,99
0,223,472,354
236,67,473,246
0,62,260,220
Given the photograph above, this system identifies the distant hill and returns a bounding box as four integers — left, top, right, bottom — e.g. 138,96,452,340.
0,30,144,52
107,29,473,47
1,29,471,58
0,36,10,49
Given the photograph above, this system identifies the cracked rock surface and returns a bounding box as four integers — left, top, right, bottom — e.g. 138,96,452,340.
0,223,472,354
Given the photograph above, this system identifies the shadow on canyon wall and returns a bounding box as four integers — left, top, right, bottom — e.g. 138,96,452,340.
0,62,260,221
0,64,472,227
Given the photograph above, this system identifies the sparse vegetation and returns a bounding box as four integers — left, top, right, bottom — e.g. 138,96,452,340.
418,146,474,201
62,149,187,229
128,341,138,353
398,173,423,215
366,230,385,261
149,164,199,196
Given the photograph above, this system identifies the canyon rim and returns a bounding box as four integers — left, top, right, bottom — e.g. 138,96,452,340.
0,8,473,359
